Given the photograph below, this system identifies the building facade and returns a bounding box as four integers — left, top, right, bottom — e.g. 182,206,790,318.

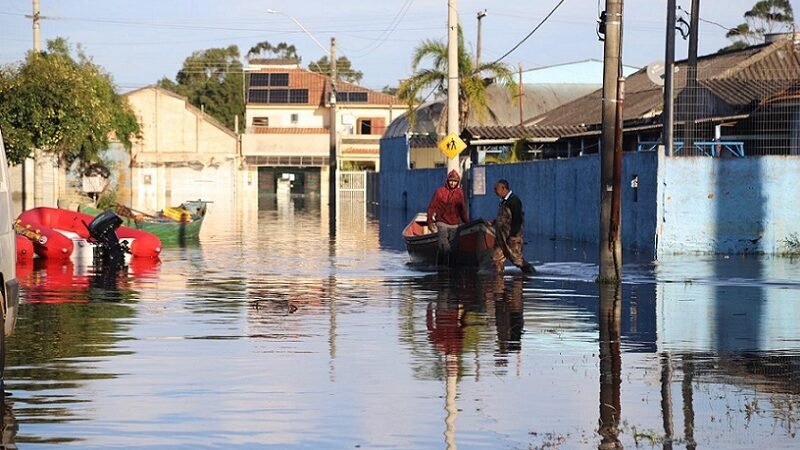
240,60,403,203
124,86,243,216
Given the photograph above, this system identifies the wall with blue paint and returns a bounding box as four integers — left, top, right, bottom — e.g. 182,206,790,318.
381,134,659,255
468,152,659,255
380,135,800,256
657,155,800,255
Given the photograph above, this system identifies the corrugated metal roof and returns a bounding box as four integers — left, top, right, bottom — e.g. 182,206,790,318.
529,39,800,128
383,84,596,139
465,124,588,140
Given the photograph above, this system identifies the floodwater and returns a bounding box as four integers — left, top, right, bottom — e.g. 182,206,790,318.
5,197,800,449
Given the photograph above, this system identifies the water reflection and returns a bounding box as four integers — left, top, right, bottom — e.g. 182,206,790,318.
6,257,158,446
5,199,800,448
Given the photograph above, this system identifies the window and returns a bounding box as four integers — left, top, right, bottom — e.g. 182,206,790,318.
357,119,372,135
356,117,385,135
252,117,269,127
290,113,299,124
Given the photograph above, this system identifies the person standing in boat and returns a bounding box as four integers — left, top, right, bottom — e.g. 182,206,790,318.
490,179,535,274
426,170,469,253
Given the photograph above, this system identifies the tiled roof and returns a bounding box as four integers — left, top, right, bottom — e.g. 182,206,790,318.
528,39,800,128
246,67,401,107
341,147,380,155
251,127,329,134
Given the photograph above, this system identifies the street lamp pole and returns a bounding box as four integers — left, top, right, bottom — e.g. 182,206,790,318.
267,9,338,231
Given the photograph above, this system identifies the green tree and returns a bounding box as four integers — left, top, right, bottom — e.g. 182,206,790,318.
308,56,364,84
722,0,794,51
157,45,244,130
397,27,517,130
0,38,140,169
247,41,301,62
382,85,399,96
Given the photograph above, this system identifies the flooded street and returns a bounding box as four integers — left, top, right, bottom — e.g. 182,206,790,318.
6,199,800,449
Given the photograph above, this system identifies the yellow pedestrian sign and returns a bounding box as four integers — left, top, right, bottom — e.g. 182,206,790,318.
438,132,467,159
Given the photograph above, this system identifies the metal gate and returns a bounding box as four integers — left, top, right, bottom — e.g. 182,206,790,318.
338,171,367,203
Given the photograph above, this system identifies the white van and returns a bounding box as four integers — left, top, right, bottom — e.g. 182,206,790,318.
0,129,19,383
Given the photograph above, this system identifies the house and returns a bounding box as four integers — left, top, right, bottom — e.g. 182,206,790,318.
240,59,403,200
380,36,800,256
124,86,243,216
498,35,800,158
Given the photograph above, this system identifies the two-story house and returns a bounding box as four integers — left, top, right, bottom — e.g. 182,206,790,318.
241,59,403,201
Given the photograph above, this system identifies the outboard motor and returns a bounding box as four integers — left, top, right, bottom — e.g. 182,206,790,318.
86,210,128,269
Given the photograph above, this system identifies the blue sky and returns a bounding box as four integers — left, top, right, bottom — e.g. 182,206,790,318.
1,0,797,92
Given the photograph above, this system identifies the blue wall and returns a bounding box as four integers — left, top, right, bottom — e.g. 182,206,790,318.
380,136,800,256
657,155,800,255
468,152,658,255
380,136,659,255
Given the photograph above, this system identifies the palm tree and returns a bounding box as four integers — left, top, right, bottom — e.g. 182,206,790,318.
398,26,517,131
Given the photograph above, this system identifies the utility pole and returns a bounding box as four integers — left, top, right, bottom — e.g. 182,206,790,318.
664,0,676,156
329,37,338,233
518,63,524,125
684,0,700,152
599,0,624,282
32,0,41,52
476,10,487,67
447,0,460,174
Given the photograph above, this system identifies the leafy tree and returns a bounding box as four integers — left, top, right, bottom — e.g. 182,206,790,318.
247,41,301,62
308,56,364,84
722,0,794,51
397,26,517,130
158,45,244,130
0,38,139,169
382,85,399,96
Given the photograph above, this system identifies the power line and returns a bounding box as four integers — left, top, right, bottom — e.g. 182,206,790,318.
491,0,568,64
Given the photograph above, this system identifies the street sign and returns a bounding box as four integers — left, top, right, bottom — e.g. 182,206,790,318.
438,132,467,159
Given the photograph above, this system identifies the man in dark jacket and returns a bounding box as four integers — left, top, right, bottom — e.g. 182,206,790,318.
426,169,469,253
491,179,535,274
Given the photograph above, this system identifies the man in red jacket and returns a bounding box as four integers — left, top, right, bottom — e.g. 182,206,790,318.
426,170,469,254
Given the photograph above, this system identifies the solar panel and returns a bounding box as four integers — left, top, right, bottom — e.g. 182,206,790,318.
289,89,309,103
249,73,270,87
270,89,289,103
248,89,270,103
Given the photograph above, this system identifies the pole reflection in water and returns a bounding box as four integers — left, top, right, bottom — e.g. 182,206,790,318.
598,282,622,450
660,353,674,450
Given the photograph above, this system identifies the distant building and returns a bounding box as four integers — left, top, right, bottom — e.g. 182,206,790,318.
241,59,404,200
520,59,639,85
383,61,602,169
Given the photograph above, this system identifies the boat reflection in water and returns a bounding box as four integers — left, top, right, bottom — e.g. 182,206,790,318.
16,256,160,304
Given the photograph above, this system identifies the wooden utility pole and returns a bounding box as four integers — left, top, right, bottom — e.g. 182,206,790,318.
599,0,624,282
329,37,338,234
447,0,460,173
664,0,676,156
518,63,524,125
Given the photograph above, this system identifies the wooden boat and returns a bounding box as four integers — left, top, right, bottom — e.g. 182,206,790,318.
402,212,496,267
15,207,162,261
78,200,207,244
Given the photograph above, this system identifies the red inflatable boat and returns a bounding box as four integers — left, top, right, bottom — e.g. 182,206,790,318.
15,207,162,261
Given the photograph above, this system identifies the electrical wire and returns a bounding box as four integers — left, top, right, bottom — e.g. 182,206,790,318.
490,0,567,64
